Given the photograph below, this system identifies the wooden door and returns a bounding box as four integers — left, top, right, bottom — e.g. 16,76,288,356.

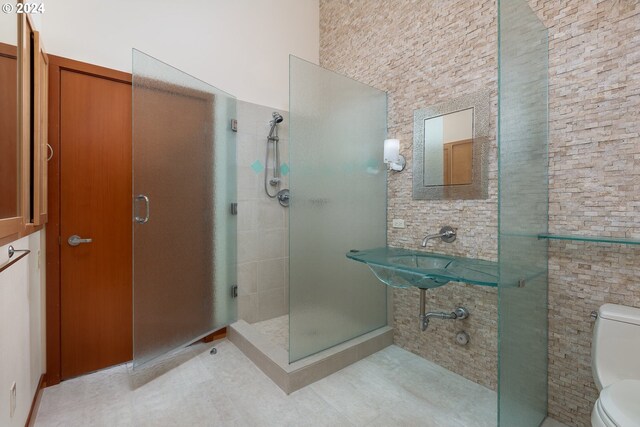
450,140,473,185
443,139,473,185
59,69,132,379
443,144,451,185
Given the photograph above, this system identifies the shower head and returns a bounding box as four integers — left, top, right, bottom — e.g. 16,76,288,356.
268,112,284,140
271,112,284,124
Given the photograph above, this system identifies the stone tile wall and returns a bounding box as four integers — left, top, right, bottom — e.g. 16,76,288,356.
320,1,640,425
532,1,640,425
320,0,499,391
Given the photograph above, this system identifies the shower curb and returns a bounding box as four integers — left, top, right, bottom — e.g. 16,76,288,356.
229,320,393,394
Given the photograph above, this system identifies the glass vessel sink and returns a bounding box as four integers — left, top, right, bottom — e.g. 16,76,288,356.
346,247,498,289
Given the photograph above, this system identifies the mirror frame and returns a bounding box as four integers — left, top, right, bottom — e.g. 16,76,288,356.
412,90,490,200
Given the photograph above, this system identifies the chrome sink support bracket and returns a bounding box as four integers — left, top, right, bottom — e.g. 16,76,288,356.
419,288,469,331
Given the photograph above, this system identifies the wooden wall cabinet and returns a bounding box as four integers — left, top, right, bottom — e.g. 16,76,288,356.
0,12,49,245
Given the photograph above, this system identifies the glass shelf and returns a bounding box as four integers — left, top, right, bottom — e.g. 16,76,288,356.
538,233,640,246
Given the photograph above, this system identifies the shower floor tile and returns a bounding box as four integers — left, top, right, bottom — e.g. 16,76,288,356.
252,314,289,351
35,340,524,427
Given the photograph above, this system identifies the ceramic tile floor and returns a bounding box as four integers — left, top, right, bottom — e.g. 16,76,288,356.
252,314,289,351
35,340,566,427
540,419,569,427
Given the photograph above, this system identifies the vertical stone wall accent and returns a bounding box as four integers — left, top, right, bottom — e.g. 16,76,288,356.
531,1,640,425
320,0,499,391
320,1,640,425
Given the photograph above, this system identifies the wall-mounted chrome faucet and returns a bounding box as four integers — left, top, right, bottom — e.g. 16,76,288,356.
421,225,457,247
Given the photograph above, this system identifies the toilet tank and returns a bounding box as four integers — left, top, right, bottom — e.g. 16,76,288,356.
592,304,640,390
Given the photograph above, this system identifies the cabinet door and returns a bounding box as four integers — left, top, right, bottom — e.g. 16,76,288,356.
19,14,33,226
32,31,48,225
0,14,22,240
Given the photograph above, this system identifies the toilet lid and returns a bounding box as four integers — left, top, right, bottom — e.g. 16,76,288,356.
600,380,640,427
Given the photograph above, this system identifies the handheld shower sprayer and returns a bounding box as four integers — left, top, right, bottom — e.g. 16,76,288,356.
268,112,284,140
272,112,284,124
264,112,289,206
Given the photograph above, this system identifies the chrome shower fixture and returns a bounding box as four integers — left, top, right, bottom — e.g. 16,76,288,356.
271,111,284,124
268,112,284,141
264,111,289,206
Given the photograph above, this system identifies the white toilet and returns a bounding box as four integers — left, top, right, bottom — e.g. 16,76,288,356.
591,304,640,426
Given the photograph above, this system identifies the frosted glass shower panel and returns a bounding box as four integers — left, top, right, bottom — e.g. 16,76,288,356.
498,1,549,425
132,49,237,367
289,56,388,363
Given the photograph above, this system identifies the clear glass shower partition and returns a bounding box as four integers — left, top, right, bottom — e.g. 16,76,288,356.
132,49,237,367
289,56,387,363
498,1,549,425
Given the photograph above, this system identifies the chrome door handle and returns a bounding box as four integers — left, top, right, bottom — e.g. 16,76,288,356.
135,194,150,224
68,235,93,246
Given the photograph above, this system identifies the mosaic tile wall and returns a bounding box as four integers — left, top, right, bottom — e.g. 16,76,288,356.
236,100,290,324
320,1,640,425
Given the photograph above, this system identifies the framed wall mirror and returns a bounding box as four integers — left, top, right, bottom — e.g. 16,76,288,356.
413,91,489,200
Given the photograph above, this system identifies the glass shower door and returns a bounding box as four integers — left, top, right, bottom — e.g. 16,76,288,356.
289,56,388,362
498,1,549,425
132,49,237,367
